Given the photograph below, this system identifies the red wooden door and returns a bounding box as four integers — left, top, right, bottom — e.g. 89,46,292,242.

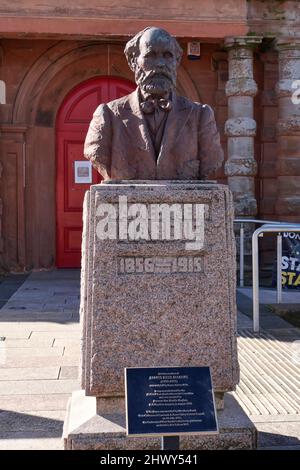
56,76,135,268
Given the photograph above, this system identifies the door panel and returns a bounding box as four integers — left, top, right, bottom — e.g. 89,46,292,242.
56,76,135,268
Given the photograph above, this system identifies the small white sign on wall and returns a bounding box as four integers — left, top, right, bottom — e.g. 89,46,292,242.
74,161,92,184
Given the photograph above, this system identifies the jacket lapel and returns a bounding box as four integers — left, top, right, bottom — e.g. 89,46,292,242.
157,95,194,166
123,89,156,163
122,89,194,167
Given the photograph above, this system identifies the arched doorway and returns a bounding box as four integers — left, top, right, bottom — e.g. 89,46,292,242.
56,76,135,268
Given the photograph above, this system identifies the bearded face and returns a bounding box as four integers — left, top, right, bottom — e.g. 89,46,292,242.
135,67,176,97
134,31,178,98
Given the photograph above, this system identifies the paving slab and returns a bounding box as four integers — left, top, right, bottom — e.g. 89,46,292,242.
3,356,79,368
0,379,79,395
0,329,32,339
0,367,60,381
0,394,70,412
53,338,79,347
1,338,54,348
62,347,80,357
59,366,79,380
237,311,252,329
0,438,63,450
2,347,64,359
0,410,65,434
237,289,293,329
239,287,300,305
256,422,300,448
28,270,80,281
41,299,67,305
30,331,79,339
5,322,79,331
3,301,50,309
11,292,54,300
0,274,29,304
0,311,74,322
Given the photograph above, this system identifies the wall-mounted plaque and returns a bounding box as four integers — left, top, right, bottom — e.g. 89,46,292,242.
125,366,218,437
74,161,92,184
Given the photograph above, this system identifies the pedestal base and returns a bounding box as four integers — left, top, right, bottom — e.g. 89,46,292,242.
63,391,257,450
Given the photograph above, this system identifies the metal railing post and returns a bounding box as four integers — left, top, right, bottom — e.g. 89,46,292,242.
252,228,260,332
277,233,282,304
240,223,244,288
235,219,300,334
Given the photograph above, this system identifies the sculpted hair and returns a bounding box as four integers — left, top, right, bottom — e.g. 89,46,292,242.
124,27,183,72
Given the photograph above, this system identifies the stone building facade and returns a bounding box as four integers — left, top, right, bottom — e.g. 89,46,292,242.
0,0,299,270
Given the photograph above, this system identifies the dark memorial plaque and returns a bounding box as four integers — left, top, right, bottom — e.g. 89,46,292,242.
125,366,218,437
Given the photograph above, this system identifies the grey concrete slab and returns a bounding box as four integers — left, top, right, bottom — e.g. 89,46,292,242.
0,311,74,322
59,366,79,380
41,299,67,305
237,311,252,329
2,338,54,348
30,331,79,339
3,356,79,368
0,438,63,450
259,317,295,329
61,308,79,314
64,298,80,304
0,274,29,305
3,300,49,309
62,347,80,357
8,322,79,331
2,347,64,358
256,422,300,448
0,379,79,395
71,312,80,321
0,410,65,435
0,329,32,339
0,367,60,381
0,394,70,412
11,291,53,299
53,338,78,347
237,290,293,329
28,270,80,281
266,328,300,341
239,287,300,304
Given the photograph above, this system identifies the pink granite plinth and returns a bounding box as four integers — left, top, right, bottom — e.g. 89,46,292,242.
81,181,239,397
65,180,242,449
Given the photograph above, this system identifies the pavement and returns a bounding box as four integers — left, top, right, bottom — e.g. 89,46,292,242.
0,270,299,450
0,270,80,450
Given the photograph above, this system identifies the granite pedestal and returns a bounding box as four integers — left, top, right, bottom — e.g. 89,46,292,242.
63,181,256,449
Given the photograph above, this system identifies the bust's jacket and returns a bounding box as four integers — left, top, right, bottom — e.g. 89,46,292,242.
84,87,224,180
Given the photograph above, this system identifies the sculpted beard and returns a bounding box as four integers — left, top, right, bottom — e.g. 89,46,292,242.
135,67,176,96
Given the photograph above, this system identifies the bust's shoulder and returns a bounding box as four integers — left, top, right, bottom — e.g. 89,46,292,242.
93,92,134,117
106,93,133,112
177,95,214,116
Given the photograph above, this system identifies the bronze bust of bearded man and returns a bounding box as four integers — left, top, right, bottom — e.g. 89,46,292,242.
84,27,224,180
